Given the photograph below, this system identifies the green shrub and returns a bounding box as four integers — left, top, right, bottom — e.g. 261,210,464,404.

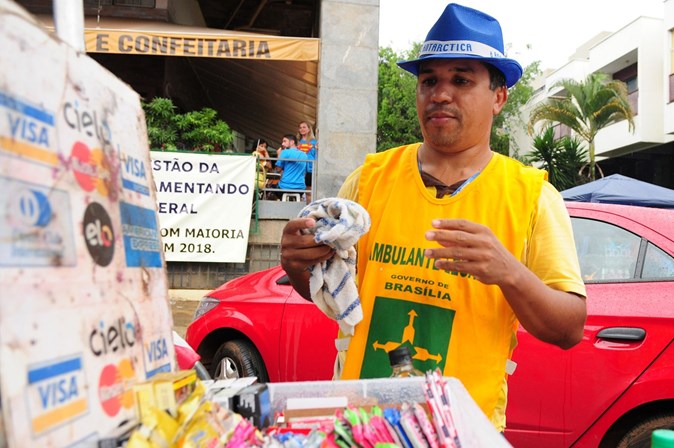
142,97,233,152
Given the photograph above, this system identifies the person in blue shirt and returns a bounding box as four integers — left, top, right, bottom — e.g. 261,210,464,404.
276,134,309,196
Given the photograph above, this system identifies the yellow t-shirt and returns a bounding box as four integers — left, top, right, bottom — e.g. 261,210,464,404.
336,144,586,430
338,155,585,296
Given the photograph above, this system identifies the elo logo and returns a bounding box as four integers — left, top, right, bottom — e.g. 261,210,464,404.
18,188,51,227
82,202,115,266
98,359,135,417
70,141,112,197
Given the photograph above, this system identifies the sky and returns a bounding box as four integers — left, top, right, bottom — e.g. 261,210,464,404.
379,0,665,70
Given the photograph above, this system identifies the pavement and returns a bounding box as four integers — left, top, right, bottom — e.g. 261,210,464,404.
169,289,209,338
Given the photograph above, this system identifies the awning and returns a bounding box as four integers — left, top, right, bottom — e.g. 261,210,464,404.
36,16,318,148
39,16,320,61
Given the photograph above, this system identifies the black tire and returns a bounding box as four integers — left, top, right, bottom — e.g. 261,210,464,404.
210,340,269,382
615,413,674,448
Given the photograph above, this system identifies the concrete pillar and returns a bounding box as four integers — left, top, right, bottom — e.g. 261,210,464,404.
316,0,379,198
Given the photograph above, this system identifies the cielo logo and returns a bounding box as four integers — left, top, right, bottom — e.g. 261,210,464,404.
98,358,136,417
27,355,88,435
82,202,115,266
18,188,52,227
70,141,112,197
89,316,136,357
63,100,112,145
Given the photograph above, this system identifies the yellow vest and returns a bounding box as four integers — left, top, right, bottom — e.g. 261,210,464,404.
341,144,545,425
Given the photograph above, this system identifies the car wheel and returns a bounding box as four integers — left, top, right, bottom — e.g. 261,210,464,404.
210,340,269,382
615,413,674,448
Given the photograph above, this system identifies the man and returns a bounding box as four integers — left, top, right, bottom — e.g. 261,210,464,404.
275,134,309,198
279,3,587,431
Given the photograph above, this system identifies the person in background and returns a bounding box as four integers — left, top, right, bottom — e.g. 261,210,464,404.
275,134,309,200
297,120,317,202
278,3,587,432
251,139,271,195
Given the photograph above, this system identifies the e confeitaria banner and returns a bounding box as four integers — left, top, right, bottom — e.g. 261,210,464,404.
85,29,320,61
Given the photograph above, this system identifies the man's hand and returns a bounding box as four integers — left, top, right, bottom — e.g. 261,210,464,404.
423,219,518,285
281,218,335,300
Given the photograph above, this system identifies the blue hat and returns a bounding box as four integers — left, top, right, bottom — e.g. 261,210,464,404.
397,3,523,88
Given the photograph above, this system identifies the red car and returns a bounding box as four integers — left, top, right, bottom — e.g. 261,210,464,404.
185,202,674,447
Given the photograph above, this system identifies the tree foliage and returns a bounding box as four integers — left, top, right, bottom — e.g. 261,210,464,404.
174,108,233,152
377,45,422,152
491,61,541,157
524,126,588,191
142,97,179,150
527,72,634,180
142,97,234,152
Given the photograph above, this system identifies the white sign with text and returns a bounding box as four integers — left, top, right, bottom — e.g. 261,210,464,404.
151,151,255,262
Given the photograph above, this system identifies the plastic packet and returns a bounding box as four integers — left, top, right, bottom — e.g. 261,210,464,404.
412,403,439,448
383,407,412,448
399,403,428,448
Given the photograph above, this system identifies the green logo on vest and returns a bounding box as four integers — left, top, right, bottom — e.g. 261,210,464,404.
359,296,455,378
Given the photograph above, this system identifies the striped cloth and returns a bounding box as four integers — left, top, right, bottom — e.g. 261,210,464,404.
298,198,371,336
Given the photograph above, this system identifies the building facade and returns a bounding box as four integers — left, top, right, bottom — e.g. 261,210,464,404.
516,0,674,189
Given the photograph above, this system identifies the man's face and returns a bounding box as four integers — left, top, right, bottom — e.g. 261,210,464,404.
281,137,290,148
416,59,507,152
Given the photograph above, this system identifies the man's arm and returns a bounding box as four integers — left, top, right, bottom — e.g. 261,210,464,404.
424,219,586,349
499,267,586,349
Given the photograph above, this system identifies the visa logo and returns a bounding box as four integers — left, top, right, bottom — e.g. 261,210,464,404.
148,337,168,362
144,337,172,378
120,152,150,195
0,91,58,166
9,115,50,147
124,155,146,179
38,376,79,408
27,356,88,434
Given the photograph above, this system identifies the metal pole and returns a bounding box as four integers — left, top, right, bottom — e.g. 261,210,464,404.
53,0,85,52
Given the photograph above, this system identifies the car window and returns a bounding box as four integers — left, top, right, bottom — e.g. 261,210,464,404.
642,242,674,279
571,217,641,282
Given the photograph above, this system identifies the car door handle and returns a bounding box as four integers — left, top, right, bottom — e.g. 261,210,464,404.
597,327,646,341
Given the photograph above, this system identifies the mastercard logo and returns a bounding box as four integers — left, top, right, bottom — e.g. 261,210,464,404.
98,358,136,417
71,141,112,197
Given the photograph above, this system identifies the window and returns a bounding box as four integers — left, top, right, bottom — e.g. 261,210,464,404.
625,76,638,94
671,31,674,102
84,0,155,7
114,0,155,6
571,218,641,282
642,243,674,279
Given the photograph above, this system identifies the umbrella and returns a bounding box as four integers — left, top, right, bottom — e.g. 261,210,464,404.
561,174,674,209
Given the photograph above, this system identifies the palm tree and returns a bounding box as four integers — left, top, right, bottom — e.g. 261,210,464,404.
528,72,634,180
524,126,588,191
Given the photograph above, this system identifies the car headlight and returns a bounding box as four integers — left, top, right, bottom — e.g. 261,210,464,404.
193,297,220,320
